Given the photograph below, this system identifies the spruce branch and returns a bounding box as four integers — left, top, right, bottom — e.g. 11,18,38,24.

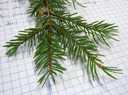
3,0,122,87
50,12,119,46
52,24,119,80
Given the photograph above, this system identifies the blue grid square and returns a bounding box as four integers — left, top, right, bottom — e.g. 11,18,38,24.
0,0,128,95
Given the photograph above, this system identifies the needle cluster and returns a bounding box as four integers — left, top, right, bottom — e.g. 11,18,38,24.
4,0,121,87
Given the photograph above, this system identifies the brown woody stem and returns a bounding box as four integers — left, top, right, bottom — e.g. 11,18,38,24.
52,24,104,68
50,12,102,33
46,0,52,74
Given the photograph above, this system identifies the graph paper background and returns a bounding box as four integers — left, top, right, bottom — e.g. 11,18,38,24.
0,0,128,95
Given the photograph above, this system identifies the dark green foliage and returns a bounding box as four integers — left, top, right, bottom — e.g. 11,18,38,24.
4,0,121,87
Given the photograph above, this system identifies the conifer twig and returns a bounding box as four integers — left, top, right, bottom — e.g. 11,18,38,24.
3,0,122,87
52,24,104,68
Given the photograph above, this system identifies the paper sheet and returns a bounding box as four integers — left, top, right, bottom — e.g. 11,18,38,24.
0,0,128,95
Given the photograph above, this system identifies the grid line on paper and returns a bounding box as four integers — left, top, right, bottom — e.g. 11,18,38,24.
18,0,32,94
99,1,128,94
1,65,128,91
0,1,7,95
99,1,120,95
0,56,128,94
0,58,4,95
107,0,128,94
9,1,23,95
6,1,15,95
0,52,128,74
0,0,128,95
